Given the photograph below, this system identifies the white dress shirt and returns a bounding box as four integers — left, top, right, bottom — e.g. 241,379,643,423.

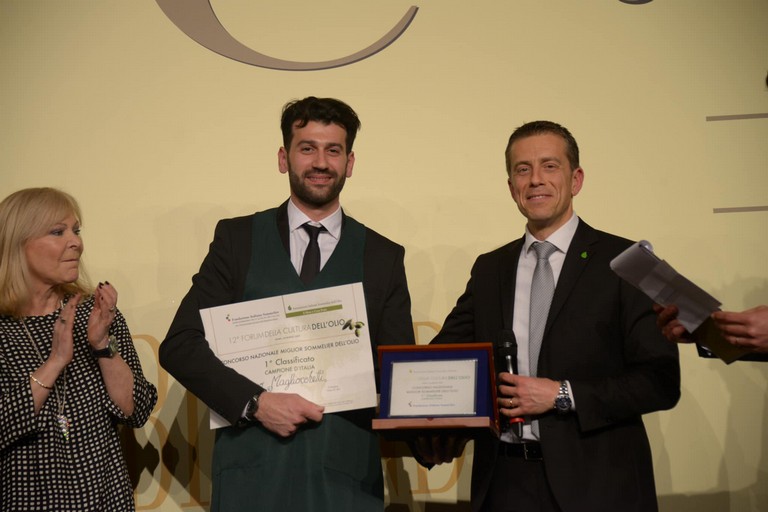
287,199,342,275
501,212,579,443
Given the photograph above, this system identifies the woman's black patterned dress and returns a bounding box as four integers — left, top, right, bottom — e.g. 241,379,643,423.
0,296,157,511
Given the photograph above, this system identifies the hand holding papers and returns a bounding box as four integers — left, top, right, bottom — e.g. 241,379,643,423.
200,283,376,428
610,241,750,363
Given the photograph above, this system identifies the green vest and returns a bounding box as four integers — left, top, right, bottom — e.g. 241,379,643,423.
242,208,365,299
211,209,385,512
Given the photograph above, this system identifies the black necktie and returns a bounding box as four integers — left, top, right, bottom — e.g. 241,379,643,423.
300,224,325,284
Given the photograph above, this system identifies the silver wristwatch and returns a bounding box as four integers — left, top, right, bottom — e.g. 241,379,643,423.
553,380,572,414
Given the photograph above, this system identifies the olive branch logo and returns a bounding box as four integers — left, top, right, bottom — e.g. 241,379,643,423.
341,319,366,337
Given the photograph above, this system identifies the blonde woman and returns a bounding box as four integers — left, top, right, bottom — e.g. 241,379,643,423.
0,187,157,511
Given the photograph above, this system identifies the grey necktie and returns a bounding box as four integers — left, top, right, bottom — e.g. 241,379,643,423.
529,241,557,376
528,241,557,437
300,224,325,284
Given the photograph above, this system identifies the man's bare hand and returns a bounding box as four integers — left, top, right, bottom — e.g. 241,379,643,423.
412,435,469,465
254,392,324,437
713,305,768,353
497,373,559,417
653,304,696,344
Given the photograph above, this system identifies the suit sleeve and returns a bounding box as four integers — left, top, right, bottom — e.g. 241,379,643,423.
362,231,415,347
565,277,681,433
430,263,480,345
431,250,508,347
159,218,262,425
375,243,415,346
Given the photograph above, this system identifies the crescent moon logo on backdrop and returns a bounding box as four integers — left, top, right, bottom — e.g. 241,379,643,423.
155,0,419,71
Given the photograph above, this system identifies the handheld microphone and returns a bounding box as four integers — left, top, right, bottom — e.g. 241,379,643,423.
498,332,524,437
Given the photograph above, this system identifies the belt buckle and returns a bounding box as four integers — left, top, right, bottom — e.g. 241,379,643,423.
523,443,542,461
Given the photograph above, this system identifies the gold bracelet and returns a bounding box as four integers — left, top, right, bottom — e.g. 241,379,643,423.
30,374,53,390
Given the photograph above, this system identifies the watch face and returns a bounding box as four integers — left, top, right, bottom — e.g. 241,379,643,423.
555,396,571,412
93,336,118,358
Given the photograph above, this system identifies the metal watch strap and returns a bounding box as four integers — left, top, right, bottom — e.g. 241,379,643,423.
554,380,571,414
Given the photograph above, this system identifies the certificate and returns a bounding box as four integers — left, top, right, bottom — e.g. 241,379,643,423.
389,359,477,417
200,283,375,428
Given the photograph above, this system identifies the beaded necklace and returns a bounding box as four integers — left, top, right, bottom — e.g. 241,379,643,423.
21,318,70,441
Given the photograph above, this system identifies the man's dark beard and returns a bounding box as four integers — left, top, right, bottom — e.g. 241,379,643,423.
288,168,346,208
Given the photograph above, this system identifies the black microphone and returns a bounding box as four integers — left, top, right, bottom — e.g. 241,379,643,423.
497,332,524,437
498,331,518,374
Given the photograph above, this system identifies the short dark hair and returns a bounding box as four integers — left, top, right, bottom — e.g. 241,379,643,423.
280,97,361,154
504,120,580,175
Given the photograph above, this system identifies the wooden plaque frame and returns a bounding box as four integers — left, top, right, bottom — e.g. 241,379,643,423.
373,343,499,437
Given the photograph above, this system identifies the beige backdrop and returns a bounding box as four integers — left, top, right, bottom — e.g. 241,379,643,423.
2,1,767,510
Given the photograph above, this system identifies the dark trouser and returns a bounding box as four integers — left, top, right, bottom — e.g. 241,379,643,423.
479,443,562,512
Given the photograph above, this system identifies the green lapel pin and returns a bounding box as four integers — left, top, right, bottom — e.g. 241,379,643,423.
580,251,588,259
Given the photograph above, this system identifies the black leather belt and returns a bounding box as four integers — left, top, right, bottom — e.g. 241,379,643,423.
498,442,543,461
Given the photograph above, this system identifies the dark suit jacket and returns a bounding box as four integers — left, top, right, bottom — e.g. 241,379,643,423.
433,220,680,512
160,201,414,425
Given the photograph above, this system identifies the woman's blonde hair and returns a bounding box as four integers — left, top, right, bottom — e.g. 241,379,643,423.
0,187,92,317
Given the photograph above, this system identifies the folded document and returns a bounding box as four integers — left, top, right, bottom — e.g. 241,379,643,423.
610,241,749,363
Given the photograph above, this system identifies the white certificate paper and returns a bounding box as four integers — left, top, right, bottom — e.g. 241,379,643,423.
389,359,477,417
200,283,375,428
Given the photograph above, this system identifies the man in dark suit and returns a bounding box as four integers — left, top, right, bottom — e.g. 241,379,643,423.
427,121,680,512
159,97,414,511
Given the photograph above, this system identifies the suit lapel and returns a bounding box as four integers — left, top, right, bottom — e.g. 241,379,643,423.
545,220,599,334
501,238,524,331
